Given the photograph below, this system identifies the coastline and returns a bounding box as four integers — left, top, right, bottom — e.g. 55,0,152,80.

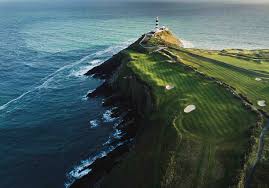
70,31,269,188
70,47,145,188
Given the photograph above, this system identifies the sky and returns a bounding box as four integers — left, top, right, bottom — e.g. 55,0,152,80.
0,0,269,2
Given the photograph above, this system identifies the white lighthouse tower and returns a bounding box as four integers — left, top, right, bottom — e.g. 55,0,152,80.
150,16,168,34
155,17,159,31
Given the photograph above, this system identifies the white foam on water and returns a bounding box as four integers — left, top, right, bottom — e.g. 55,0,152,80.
87,89,95,94
81,89,95,101
95,39,135,57
0,40,133,112
0,54,93,111
0,89,35,111
65,142,124,188
90,120,100,128
103,109,117,123
113,129,122,139
103,128,123,146
181,39,194,48
255,78,262,81
69,59,102,78
103,139,112,146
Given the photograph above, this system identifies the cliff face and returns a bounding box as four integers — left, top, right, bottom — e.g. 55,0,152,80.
86,50,155,116
110,62,155,117
85,51,131,79
76,31,194,188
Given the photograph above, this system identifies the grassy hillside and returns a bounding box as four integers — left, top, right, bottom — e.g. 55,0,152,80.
99,38,261,187
169,47,269,187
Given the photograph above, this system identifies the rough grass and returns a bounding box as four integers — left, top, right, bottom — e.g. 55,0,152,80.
101,50,258,188
147,30,183,48
220,49,269,62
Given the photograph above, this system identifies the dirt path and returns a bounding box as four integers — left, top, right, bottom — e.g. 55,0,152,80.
139,32,167,52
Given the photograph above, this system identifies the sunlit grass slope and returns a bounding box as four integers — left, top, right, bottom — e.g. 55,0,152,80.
101,48,258,188
170,47,269,187
171,48,269,114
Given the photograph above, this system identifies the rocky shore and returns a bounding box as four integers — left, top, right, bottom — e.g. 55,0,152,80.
70,31,268,188
71,42,151,188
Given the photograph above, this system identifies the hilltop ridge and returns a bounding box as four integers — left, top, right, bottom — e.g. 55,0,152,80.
140,30,183,49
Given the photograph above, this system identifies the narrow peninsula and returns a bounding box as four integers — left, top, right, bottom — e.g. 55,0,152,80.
72,19,269,188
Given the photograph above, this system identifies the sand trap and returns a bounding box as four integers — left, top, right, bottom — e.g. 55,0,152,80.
165,85,175,90
255,78,262,81
258,100,266,107
184,105,196,113
167,60,175,63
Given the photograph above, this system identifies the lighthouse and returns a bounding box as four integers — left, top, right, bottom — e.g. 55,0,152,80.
155,17,159,30
150,17,168,34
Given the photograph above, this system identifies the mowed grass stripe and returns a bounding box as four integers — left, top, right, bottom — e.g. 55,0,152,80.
128,50,255,140
188,49,269,78
195,50,269,76
173,49,269,113
103,37,262,188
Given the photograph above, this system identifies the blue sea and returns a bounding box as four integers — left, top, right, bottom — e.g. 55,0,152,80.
0,2,269,188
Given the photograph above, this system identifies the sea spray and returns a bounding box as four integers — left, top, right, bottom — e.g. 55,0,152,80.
65,142,125,188
89,120,100,128
181,39,194,48
69,59,102,78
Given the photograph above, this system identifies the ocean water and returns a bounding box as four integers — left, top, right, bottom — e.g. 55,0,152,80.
0,2,269,188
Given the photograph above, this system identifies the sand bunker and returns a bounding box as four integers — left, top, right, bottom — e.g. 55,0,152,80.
184,105,196,113
255,78,262,81
257,100,266,107
165,85,175,90
167,60,175,63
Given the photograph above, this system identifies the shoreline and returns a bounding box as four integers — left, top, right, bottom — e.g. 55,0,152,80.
70,52,143,188
70,89,140,188
70,33,269,187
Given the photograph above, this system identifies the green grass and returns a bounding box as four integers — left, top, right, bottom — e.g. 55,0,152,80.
128,51,254,139
220,49,269,62
191,49,269,76
169,47,269,187
101,49,258,188
171,48,269,114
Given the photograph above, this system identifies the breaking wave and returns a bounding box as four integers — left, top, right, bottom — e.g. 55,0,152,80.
102,109,117,123
65,142,124,188
69,59,102,78
89,120,100,128
181,39,194,48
